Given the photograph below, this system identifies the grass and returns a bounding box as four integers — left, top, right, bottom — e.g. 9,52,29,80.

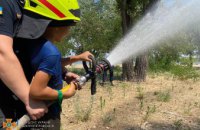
106,85,113,100
74,95,94,122
100,96,106,111
174,119,183,130
102,108,116,126
184,102,192,115
154,90,171,102
143,105,156,121
120,82,128,97
61,69,200,130
170,65,200,81
136,85,145,109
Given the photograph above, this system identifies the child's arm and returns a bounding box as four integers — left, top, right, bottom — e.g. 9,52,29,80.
30,71,77,100
61,51,93,83
61,51,93,66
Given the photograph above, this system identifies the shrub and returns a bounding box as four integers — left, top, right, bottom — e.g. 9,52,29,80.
170,65,200,81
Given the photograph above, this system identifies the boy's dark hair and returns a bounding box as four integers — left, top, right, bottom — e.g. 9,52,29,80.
49,20,76,27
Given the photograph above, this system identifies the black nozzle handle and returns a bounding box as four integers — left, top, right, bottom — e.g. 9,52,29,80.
82,56,97,95
91,77,96,95
101,58,114,85
83,56,96,73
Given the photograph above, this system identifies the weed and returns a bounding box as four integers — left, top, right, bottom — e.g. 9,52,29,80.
194,102,198,107
139,100,144,110
184,102,192,115
197,118,200,126
100,96,106,111
143,105,156,121
121,82,127,97
170,65,200,81
136,85,144,109
156,90,171,102
171,83,176,91
74,95,94,122
102,108,116,126
136,86,144,100
174,119,182,130
106,85,113,100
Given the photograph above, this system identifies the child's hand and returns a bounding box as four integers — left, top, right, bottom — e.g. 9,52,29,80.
63,82,77,99
77,51,94,62
63,72,79,84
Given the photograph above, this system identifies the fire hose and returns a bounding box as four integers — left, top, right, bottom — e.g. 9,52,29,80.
14,56,113,129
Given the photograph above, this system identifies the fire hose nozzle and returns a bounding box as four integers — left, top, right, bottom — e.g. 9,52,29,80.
96,58,111,73
76,76,87,86
96,58,114,84
82,57,114,95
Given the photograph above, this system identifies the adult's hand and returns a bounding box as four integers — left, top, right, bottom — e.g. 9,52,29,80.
26,98,48,120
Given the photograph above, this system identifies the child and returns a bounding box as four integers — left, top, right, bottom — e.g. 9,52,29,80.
25,25,92,129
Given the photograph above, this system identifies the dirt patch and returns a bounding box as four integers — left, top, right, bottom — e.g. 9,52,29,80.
61,74,200,130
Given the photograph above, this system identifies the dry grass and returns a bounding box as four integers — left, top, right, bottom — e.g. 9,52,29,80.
61,73,200,130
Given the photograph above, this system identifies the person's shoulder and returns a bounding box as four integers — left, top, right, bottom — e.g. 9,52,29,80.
0,0,21,37
41,40,61,56
43,40,58,51
1,0,20,10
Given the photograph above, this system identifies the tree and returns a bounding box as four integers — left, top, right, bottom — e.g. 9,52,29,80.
64,0,121,58
148,28,200,72
116,0,134,81
134,0,159,82
116,0,159,81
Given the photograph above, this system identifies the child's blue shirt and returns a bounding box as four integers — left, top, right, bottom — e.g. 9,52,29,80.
27,38,63,116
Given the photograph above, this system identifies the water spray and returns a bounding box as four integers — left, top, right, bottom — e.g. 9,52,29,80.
107,0,200,66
